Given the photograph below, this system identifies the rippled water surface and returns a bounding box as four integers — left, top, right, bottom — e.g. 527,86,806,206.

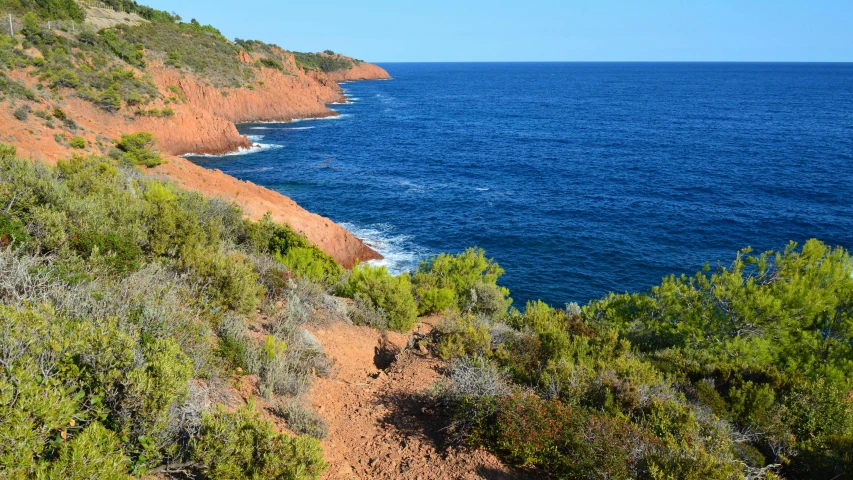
190,63,853,306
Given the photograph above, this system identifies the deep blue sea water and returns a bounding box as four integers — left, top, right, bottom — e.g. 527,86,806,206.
190,63,853,307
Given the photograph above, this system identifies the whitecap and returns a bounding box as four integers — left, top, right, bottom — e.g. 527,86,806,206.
289,114,351,123
395,179,428,194
339,222,431,275
248,126,316,131
230,166,274,174
475,187,490,192
182,143,283,158
246,135,265,141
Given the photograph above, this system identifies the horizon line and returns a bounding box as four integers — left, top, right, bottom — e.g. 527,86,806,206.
369,60,853,64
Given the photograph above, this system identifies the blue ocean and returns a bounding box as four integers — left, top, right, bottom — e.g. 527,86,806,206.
190,63,853,307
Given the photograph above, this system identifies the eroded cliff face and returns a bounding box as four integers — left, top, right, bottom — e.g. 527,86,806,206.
0,46,390,267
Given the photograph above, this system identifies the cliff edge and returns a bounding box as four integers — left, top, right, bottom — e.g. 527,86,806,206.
0,18,389,267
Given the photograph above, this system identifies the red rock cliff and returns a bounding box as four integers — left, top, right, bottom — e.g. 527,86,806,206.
0,47,390,267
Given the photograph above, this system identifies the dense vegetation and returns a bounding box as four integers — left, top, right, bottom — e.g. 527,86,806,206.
430,241,852,479
0,144,353,478
292,51,358,73
2,2,849,478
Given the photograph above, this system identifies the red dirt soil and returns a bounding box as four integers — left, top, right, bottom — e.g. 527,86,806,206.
305,321,543,480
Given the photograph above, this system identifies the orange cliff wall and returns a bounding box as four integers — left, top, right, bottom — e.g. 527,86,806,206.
0,50,390,267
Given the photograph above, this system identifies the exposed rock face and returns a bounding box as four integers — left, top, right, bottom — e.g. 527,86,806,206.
0,48,390,267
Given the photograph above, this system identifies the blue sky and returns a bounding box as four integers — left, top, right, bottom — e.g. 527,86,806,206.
143,0,853,62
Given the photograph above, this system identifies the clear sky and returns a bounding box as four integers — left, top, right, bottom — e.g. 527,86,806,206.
142,0,853,62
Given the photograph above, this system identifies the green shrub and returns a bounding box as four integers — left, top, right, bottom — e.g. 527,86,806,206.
97,86,123,112
458,391,646,478
0,72,37,100
184,247,266,314
70,136,86,149
276,246,339,284
0,213,30,249
13,104,31,120
100,29,145,68
347,294,390,329
248,217,342,282
115,132,163,167
258,57,284,70
191,402,327,480
412,248,511,316
0,143,16,158
293,52,354,73
337,262,418,331
0,306,192,475
69,229,143,274
435,313,493,360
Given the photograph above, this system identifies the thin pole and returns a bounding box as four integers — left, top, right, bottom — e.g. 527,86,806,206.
8,14,12,36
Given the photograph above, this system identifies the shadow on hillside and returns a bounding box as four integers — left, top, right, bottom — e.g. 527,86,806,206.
373,332,401,370
476,466,543,480
375,360,545,479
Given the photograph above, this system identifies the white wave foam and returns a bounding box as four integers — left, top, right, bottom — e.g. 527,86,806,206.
339,222,430,275
182,142,283,158
248,126,316,131
289,114,351,123
246,135,265,141
475,187,490,192
395,179,428,194
230,166,274,174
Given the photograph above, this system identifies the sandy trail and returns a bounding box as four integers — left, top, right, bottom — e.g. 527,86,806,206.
306,322,542,480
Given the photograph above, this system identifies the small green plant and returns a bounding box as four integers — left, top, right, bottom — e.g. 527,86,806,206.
336,262,418,331
258,57,284,71
70,136,86,149
412,248,511,316
13,104,31,121
115,132,163,167
191,402,327,479
69,229,143,274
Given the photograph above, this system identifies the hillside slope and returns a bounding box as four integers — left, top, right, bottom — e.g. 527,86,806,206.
0,8,389,266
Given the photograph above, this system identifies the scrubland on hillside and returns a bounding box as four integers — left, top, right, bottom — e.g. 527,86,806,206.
0,1,850,479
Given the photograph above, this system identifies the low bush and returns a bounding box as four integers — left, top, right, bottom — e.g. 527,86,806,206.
274,398,329,439
0,305,193,474
69,229,143,274
347,293,389,329
183,246,265,314
293,52,354,73
434,313,494,360
336,262,417,331
13,104,31,120
249,217,342,283
0,213,30,249
258,57,284,71
115,131,163,167
70,136,86,149
276,246,339,284
191,402,327,480
412,248,511,316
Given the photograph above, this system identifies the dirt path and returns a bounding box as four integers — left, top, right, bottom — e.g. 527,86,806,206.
306,322,542,480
